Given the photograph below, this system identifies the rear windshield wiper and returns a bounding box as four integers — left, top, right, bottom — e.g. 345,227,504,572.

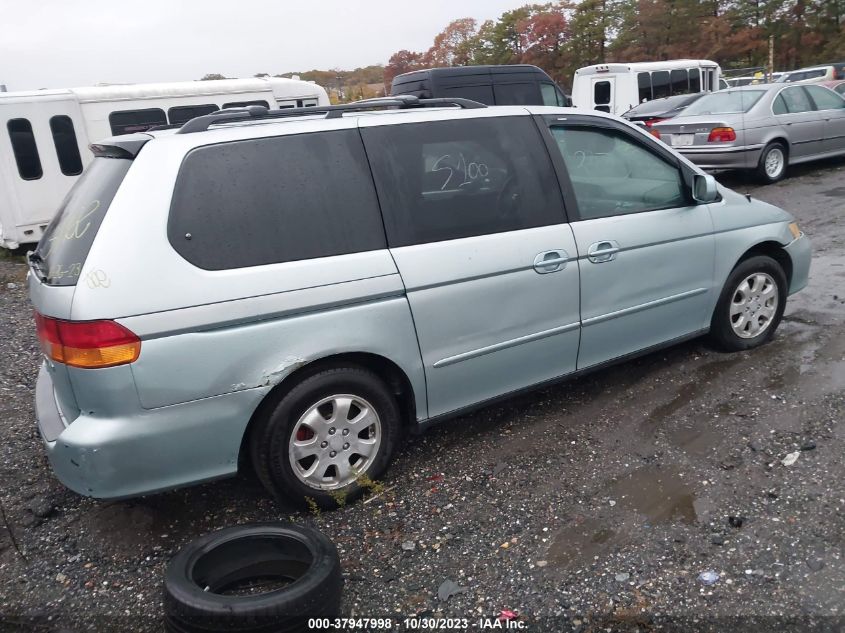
27,251,48,282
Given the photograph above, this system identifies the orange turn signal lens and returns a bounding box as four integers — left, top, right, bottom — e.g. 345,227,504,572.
788,222,801,239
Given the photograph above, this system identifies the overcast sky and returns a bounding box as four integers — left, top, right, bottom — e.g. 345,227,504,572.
1,0,530,91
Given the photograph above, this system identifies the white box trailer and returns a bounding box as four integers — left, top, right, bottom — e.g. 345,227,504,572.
0,77,330,248
571,59,722,116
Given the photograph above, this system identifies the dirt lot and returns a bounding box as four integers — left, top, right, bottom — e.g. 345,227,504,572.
1,160,843,633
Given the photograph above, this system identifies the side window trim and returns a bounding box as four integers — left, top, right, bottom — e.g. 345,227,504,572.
535,114,692,222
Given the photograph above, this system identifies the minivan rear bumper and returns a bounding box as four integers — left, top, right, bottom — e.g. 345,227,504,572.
35,363,265,499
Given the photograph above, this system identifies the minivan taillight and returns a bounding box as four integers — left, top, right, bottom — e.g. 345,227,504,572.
34,312,141,369
708,127,737,143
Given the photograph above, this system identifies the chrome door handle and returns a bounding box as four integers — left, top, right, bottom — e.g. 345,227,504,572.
587,240,620,263
533,250,568,274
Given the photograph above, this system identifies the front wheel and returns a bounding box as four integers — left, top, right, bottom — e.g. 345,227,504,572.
709,255,787,352
250,366,401,508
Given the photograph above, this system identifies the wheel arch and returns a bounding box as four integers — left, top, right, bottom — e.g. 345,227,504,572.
238,352,418,472
734,240,793,287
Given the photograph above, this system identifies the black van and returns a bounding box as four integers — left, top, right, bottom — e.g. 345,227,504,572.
390,65,571,107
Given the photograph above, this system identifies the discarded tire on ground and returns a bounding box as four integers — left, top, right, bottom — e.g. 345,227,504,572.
164,523,343,633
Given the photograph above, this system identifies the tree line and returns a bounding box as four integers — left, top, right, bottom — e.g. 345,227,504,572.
385,0,845,90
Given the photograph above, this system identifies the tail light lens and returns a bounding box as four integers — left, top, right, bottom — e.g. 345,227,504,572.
708,127,737,143
649,128,661,139
34,312,141,369
645,118,666,127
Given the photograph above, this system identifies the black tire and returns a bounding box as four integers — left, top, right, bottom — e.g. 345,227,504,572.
755,141,788,184
250,365,401,509
164,523,343,633
709,255,787,352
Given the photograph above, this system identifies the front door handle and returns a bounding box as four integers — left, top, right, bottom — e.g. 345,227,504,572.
533,250,568,274
587,240,620,263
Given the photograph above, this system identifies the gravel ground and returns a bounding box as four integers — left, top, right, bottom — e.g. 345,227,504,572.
1,160,844,633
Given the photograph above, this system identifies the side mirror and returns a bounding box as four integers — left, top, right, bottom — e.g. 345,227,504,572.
692,173,719,203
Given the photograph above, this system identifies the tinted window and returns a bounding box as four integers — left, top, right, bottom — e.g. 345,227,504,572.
594,81,611,106
551,126,686,220
773,94,788,115
689,69,701,92
7,118,42,180
168,130,384,270
168,104,219,125
221,100,269,109
35,157,131,286
49,116,83,176
109,109,167,135
652,71,670,99
805,85,845,110
805,70,825,79
493,82,538,105
780,87,814,113
637,72,652,103
836,84,845,96
671,69,689,95
683,90,766,115
540,83,560,106
442,84,495,105
362,117,564,247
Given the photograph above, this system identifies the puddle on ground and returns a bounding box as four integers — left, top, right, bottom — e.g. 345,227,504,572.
609,464,697,524
547,465,699,571
666,415,723,456
547,517,619,570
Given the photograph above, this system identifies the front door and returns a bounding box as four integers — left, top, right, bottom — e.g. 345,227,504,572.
360,113,581,418
541,116,716,370
803,84,845,154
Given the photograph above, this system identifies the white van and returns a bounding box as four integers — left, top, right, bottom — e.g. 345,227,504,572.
0,77,329,248
572,60,722,116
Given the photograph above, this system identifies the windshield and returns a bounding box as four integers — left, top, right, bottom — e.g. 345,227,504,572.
681,90,766,116
34,157,131,286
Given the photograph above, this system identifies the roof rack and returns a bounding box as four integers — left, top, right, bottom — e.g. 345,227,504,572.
175,95,486,134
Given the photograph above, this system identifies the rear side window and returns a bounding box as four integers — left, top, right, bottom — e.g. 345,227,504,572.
168,104,219,125
168,130,385,270
689,69,701,92
362,117,564,247
652,71,670,99
805,85,845,110
222,100,269,109
109,109,167,135
35,157,131,286
50,115,83,176
780,87,813,113
637,73,652,103
7,118,42,180
493,82,538,105
671,69,689,95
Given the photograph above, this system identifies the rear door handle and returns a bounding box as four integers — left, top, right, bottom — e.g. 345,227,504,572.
587,240,620,263
533,250,568,274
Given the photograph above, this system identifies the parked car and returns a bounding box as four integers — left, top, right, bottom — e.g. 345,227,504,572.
653,83,845,182
390,64,570,107
776,65,836,84
29,97,810,507
821,79,845,96
621,93,704,131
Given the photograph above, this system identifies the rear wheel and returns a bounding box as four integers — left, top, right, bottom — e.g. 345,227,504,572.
250,366,401,508
756,142,787,183
709,255,787,352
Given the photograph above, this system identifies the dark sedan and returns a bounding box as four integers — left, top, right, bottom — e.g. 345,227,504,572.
621,93,704,130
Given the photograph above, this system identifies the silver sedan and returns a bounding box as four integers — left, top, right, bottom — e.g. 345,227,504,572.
652,83,845,182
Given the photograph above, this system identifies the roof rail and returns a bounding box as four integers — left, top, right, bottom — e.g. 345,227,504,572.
175,96,486,134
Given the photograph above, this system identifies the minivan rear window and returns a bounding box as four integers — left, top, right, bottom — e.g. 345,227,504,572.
34,158,131,286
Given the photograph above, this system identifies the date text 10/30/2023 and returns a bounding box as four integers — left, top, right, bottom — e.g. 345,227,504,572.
307,618,528,630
